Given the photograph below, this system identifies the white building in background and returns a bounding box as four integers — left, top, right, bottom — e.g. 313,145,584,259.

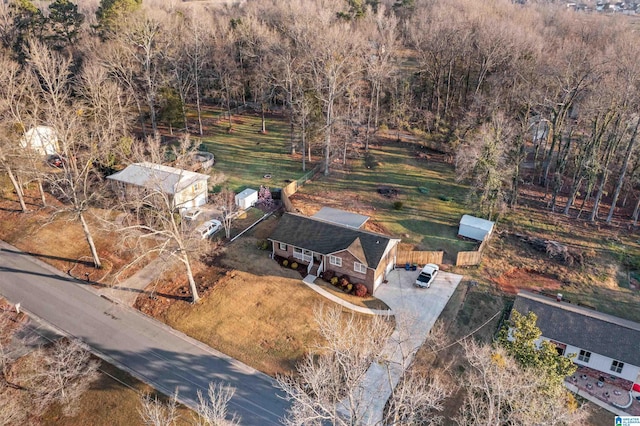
512,291,640,390
20,125,59,156
107,162,209,211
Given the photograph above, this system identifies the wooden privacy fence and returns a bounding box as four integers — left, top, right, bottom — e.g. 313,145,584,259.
455,238,488,266
282,165,321,212
396,249,444,266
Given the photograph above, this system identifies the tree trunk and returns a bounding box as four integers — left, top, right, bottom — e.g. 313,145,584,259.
261,104,266,133
301,115,306,172
79,212,101,269
37,178,47,207
563,176,583,216
182,252,200,303
323,92,334,176
6,165,27,212
606,118,640,223
632,194,640,226
226,85,233,130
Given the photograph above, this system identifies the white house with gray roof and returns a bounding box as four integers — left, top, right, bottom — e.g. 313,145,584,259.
107,162,209,211
513,291,640,390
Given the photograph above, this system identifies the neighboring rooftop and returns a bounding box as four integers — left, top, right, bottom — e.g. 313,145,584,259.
312,207,370,229
269,213,398,268
107,162,209,195
513,291,640,367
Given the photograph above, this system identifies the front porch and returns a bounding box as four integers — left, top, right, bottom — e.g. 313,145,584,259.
566,365,640,415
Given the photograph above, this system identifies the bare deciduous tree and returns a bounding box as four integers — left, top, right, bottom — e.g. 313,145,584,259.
456,340,586,426
138,391,179,426
193,382,240,426
115,136,208,303
26,338,100,416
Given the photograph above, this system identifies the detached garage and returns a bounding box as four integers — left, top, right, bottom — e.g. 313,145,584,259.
458,215,494,242
235,188,258,210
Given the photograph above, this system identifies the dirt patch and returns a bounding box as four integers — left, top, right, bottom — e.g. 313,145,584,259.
492,267,564,295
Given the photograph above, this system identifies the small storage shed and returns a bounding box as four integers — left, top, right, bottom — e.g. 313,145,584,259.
20,125,59,156
458,215,495,242
235,188,258,210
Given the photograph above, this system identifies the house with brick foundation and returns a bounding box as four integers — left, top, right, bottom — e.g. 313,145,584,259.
268,212,400,295
512,291,640,393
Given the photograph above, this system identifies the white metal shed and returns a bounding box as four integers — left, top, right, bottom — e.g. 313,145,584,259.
458,215,495,242
235,188,258,210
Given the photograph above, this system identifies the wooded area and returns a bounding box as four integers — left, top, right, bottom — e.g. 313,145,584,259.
1,0,639,230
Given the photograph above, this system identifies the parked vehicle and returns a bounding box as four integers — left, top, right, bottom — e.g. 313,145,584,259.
183,209,202,221
46,154,65,168
414,264,439,288
197,219,222,239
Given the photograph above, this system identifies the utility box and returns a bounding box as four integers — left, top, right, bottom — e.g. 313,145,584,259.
235,188,258,210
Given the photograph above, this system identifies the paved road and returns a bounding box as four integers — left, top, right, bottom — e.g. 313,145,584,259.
0,242,288,425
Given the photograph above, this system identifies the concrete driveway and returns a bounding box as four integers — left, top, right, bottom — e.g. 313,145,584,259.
355,268,462,424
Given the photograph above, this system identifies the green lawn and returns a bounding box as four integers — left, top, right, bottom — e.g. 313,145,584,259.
294,141,477,263
196,108,305,192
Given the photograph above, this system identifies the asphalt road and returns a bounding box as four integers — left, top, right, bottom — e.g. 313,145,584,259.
0,241,289,425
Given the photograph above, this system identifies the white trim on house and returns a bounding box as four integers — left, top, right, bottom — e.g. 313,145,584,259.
354,262,366,274
293,247,312,263
539,337,640,383
279,242,287,251
329,255,342,267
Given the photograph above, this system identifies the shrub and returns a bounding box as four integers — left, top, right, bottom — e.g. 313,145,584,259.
331,277,339,286
339,275,350,287
322,270,335,281
291,262,298,269
346,283,353,293
354,283,368,297
282,259,289,267
256,240,269,250
393,201,403,210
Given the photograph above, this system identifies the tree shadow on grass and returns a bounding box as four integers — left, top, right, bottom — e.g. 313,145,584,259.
0,247,95,267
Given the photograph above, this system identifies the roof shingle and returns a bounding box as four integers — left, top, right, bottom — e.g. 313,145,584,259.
268,213,397,268
513,291,640,367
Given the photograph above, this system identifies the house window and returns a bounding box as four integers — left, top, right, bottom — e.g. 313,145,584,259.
611,360,624,374
578,350,591,363
279,243,287,251
329,255,342,267
293,248,312,262
354,262,366,274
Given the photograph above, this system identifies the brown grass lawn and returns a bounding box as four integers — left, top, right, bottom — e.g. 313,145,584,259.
145,215,383,376
40,363,193,426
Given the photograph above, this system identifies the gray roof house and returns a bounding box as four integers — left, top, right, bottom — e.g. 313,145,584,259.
107,162,209,210
269,213,400,295
513,291,640,388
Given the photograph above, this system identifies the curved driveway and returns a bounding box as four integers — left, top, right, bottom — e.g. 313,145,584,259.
0,241,288,425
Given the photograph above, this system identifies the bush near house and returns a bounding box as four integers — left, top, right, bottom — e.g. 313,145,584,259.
322,270,335,281
354,283,368,297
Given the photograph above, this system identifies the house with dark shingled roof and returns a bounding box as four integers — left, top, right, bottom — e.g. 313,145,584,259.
513,291,640,391
268,213,400,295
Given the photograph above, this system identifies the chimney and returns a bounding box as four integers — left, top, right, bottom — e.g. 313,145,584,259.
556,293,563,302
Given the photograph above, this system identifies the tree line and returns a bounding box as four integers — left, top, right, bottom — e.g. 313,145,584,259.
1,0,639,217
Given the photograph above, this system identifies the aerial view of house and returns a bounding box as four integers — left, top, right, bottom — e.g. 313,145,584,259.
269,212,400,294
513,291,640,405
0,0,639,425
